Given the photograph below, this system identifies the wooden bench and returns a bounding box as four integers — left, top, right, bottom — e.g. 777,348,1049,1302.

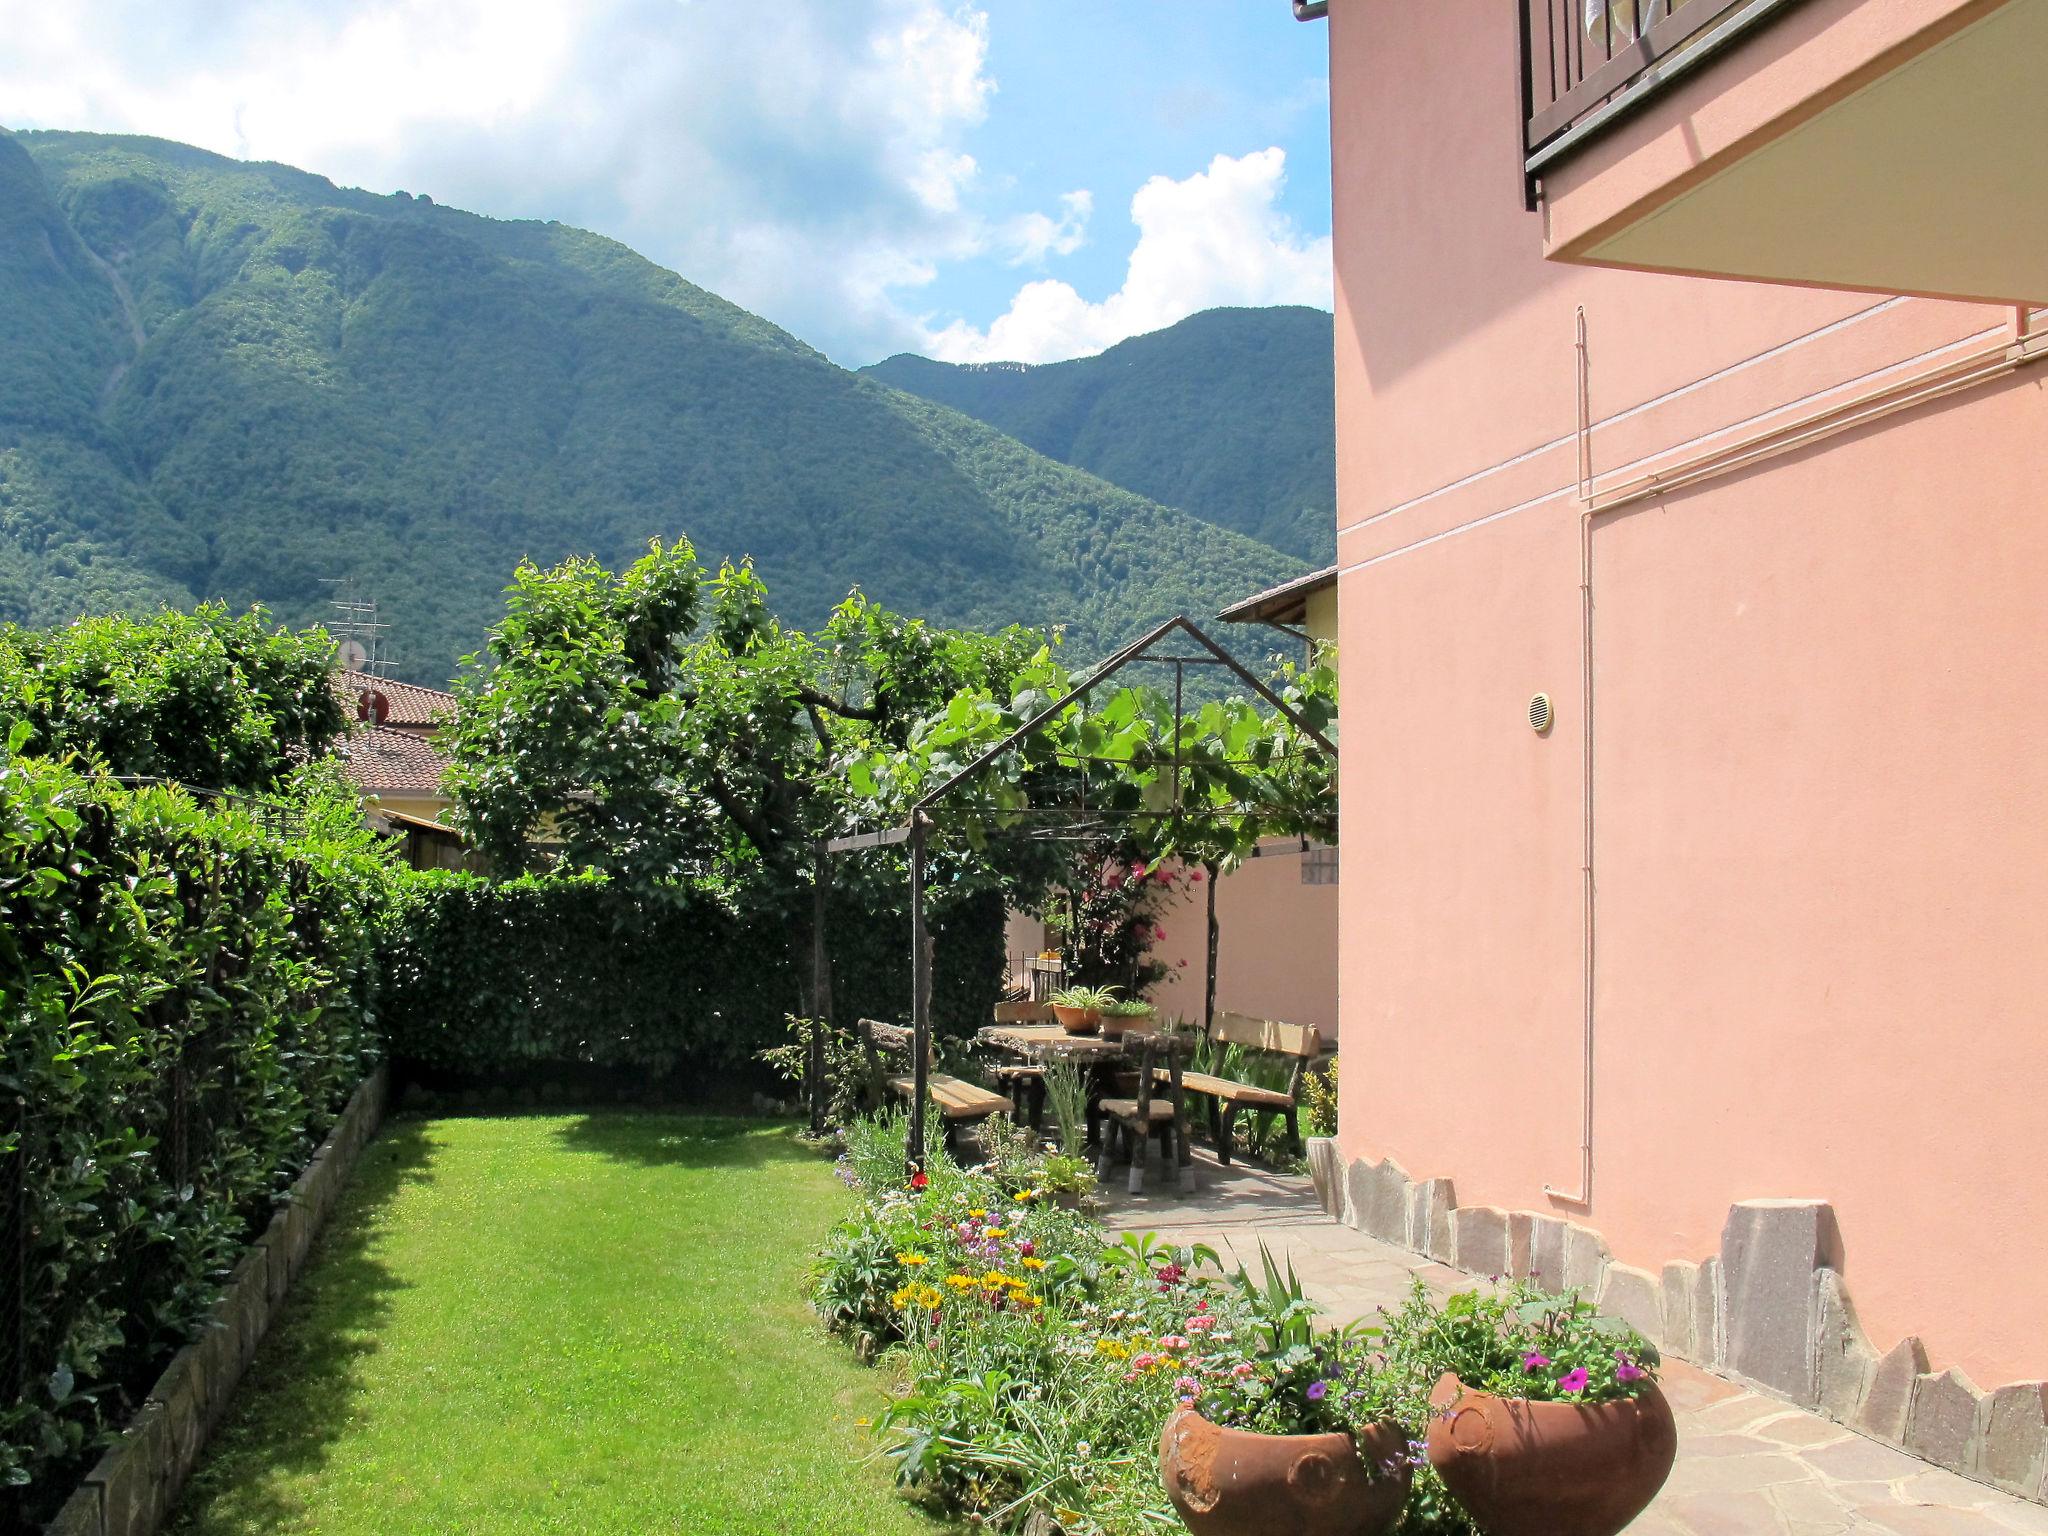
1157,1011,1321,1165
858,1018,1013,1153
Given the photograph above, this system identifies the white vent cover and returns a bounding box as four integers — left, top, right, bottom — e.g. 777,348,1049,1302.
1529,693,1553,733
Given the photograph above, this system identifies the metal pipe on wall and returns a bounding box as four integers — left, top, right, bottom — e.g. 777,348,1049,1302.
908,815,929,1178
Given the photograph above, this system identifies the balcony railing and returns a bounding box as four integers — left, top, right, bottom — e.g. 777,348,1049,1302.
1520,0,1805,193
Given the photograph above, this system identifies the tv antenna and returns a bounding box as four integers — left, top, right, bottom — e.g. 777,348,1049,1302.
321,577,394,679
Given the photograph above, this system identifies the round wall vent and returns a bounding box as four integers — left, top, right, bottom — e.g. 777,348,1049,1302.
1528,692,1553,733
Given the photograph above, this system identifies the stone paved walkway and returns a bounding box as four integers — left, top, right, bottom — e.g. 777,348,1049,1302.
1100,1152,2048,1535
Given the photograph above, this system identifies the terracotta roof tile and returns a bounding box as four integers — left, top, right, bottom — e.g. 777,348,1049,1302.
340,724,451,793
334,670,457,729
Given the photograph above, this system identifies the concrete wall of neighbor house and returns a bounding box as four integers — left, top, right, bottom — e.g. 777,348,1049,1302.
1006,852,1337,1038
1329,0,2048,1388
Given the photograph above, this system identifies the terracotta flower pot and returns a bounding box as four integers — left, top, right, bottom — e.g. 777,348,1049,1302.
1052,1005,1100,1035
1424,1372,1677,1536
1160,1408,1412,1536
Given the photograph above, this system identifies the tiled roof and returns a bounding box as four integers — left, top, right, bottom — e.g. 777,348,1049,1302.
340,724,451,793
1216,564,1337,627
335,670,456,729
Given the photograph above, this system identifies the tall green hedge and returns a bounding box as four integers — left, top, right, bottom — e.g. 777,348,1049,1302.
376,872,1006,1084
0,753,390,1518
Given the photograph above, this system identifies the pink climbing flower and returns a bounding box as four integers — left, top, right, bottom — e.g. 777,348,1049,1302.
1154,925,1167,941
1522,1351,1550,1373
1190,869,1205,883
1176,958,1189,969
1558,1367,1590,1395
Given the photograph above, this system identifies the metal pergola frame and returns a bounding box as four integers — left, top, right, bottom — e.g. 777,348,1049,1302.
818,615,1336,1172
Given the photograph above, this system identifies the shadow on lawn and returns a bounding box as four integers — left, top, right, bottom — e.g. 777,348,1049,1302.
165,1119,439,1536
552,1111,821,1173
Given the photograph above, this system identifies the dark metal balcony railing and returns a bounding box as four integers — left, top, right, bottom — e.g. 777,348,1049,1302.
1519,0,1805,195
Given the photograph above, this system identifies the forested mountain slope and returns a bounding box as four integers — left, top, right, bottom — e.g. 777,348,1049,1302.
863,306,1335,562
0,131,1304,681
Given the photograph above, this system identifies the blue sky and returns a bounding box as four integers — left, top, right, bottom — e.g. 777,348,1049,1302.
0,1,1332,366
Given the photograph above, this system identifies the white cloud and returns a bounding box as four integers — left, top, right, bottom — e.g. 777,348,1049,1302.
0,0,1090,361
921,147,1331,364
1003,190,1093,266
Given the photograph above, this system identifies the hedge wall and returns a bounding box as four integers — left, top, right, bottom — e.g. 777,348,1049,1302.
376,871,1007,1086
0,756,387,1522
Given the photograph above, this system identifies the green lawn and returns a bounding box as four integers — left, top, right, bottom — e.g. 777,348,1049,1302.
169,1114,935,1536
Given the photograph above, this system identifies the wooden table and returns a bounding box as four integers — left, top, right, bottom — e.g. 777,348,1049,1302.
976,1024,1196,1193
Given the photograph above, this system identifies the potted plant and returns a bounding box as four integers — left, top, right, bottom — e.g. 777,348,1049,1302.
1161,1249,1414,1536
1097,995,1157,1040
1398,1283,1676,1536
1048,983,1118,1035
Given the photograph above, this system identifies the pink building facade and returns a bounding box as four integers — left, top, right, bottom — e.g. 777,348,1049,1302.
1312,0,2048,1495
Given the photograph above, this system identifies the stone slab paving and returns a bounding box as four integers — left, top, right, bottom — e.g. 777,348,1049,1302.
1101,1152,2048,1535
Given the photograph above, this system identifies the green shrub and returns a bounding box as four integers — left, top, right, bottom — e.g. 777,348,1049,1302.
0,750,390,1517
376,875,1005,1084
0,603,346,792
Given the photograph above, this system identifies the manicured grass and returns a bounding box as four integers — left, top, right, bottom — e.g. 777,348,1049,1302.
169,1114,935,1536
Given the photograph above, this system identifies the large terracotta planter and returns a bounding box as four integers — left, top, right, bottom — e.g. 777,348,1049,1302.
1424,1372,1676,1536
1160,1408,1411,1536
1052,1005,1100,1035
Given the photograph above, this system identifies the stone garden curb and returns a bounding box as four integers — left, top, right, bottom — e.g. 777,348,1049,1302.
1306,1137,2048,1508
44,1066,391,1536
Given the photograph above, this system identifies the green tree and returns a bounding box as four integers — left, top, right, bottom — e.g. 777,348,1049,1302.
0,602,346,791
443,540,1048,888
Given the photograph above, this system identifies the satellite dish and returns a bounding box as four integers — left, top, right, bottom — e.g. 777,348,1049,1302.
356,689,391,727
341,639,371,670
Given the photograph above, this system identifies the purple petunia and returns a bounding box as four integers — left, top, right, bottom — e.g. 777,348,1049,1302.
1558,1367,1590,1394
1305,1380,1328,1402
1522,1350,1551,1373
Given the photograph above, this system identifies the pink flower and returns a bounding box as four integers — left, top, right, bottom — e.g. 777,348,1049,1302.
1176,959,1189,969
1231,1362,1255,1380
1558,1367,1590,1394
1159,1335,1190,1352
1131,861,1146,876
1153,925,1166,941
1186,1315,1216,1334
1175,1376,1199,1395
1190,869,1205,883
1521,1350,1550,1373
1615,1351,1646,1383
1131,1352,1159,1371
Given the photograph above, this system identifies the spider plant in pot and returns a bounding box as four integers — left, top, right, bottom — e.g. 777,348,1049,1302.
1160,1245,1413,1536
1048,983,1118,1035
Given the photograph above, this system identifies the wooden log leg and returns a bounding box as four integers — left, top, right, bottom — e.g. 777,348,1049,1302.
1217,1104,1236,1167
943,1117,958,1159
1031,1079,1047,1132
1128,1117,1147,1195
1285,1107,1302,1157
1206,1094,1223,1151
1096,1121,1117,1183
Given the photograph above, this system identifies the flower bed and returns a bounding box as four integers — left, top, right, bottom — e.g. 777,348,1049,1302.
814,1114,1669,1535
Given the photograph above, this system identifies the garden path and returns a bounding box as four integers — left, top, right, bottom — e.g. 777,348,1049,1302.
1100,1152,2048,1536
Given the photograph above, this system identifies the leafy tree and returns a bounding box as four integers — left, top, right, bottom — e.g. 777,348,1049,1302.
443,540,1048,888
0,602,346,791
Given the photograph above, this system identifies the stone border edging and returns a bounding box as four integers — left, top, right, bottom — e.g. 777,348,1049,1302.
1306,1138,2048,1506
44,1066,391,1536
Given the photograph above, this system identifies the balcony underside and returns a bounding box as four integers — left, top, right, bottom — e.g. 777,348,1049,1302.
1551,0,2048,306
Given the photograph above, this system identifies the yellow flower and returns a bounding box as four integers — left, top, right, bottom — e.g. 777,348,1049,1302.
1020,1256,1047,1271
1017,1189,1041,1202
984,1228,1008,1240
944,1274,978,1291
896,1253,928,1266
1016,1293,1042,1309
890,1282,943,1310
1095,1338,1132,1360
969,1209,988,1220
980,1271,1014,1289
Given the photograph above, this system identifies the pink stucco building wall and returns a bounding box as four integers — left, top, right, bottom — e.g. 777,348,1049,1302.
1326,0,2047,1388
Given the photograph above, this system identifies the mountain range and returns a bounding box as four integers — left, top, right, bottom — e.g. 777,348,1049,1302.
863,306,1334,562
0,130,1323,683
